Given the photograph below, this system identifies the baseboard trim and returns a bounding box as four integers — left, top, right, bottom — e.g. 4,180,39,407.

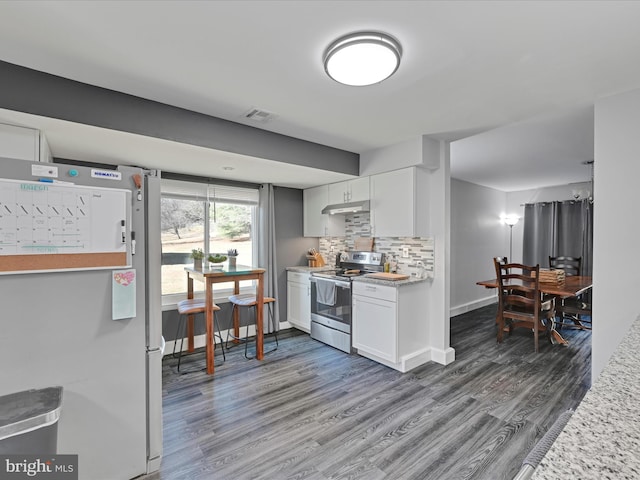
450,296,497,318
401,349,432,372
354,348,433,373
431,346,456,365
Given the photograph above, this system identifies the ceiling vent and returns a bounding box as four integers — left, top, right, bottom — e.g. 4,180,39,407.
243,107,276,123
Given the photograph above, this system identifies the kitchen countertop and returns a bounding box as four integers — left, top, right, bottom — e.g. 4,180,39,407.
286,266,334,273
352,274,428,287
531,314,640,479
286,266,428,286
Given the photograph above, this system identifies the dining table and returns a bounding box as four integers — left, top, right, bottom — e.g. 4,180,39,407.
185,264,266,374
476,275,593,346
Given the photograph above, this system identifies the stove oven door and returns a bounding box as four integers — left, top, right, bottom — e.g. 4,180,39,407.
310,277,351,333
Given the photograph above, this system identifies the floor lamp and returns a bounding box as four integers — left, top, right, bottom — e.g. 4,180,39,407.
504,215,519,261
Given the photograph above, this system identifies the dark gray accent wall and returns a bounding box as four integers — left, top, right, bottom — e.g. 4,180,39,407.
274,186,319,322
163,302,237,342
0,61,359,174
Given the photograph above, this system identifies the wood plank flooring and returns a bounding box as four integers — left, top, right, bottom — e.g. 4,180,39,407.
140,304,591,480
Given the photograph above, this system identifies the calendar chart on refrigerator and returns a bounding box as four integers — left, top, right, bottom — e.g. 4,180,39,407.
0,178,130,273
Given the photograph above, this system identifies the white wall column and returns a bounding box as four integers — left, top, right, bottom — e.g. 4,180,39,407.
428,140,455,364
593,88,640,379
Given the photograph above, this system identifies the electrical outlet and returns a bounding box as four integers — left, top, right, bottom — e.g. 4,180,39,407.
402,246,410,258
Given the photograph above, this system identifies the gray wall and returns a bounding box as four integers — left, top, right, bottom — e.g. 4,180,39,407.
273,186,319,321
0,60,359,175
450,178,507,316
163,302,237,342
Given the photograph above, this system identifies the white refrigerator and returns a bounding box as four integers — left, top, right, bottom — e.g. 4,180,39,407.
0,157,162,479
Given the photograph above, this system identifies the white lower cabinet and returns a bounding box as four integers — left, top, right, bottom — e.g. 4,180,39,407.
352,283,397,362
352,280,429,372
287,271,311,332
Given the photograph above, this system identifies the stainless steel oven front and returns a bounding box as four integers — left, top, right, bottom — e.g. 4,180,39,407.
309,276,352,353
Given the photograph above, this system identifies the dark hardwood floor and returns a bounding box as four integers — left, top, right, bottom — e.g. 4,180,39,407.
140,304,591,480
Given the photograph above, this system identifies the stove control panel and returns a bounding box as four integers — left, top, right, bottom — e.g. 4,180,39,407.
345,251,384,266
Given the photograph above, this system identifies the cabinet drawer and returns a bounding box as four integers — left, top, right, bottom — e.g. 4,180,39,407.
288,271,310,284
353,282,397,302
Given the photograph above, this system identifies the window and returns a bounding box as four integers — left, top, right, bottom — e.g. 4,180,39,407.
160,178,259,300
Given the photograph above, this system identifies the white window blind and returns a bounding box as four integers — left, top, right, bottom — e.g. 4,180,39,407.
161,178,259,205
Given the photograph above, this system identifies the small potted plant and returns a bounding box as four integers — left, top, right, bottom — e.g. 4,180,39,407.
190,248,205,270
227,248,238,267
207,253,227,269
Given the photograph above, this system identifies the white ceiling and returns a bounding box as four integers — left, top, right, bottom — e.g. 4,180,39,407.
0,0,638,190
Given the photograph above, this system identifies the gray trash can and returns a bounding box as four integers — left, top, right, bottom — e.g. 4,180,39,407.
0,386,63,454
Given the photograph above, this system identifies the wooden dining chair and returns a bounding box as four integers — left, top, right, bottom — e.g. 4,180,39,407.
549,256,592,330
548,256,581,276
495,256,508,265
494,260,556,353
492,257,509,327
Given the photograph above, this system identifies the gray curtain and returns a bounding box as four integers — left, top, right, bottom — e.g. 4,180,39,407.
522,199,593,275
258,183,280,332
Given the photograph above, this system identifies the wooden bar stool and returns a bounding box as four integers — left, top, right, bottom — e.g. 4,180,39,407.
225,294,278,359
173,298,225,372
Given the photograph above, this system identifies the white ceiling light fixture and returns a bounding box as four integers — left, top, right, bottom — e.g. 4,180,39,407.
323,31,402,86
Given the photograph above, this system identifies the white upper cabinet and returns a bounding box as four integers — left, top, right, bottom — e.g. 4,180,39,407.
369,167,429,238
303,185,343,237
0,123,52,163
328,177,370,204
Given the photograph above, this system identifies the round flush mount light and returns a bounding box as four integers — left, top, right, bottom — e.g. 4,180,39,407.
323,31,402,86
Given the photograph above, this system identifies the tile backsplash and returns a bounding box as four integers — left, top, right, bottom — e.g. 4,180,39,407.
318,212,434,277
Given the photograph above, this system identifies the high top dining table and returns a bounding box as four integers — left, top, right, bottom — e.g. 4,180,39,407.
477,275,593,346
185,264,266,374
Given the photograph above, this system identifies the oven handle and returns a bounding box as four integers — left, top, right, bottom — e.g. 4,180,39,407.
310,277,351,289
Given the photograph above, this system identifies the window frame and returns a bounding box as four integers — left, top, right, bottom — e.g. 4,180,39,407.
160,187,259,308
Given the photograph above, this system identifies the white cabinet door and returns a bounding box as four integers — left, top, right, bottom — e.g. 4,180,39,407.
328,181,349,205
303,185,326,236
370,167,429,237
352,293,397,362
328,177,370,204
303,185,342,236
370,168,414,237
0,123,40,162
287,273,311,332
353,281,429,372
349,177,370,203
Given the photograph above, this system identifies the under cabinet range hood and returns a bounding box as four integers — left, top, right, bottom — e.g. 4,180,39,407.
322,200,370,215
